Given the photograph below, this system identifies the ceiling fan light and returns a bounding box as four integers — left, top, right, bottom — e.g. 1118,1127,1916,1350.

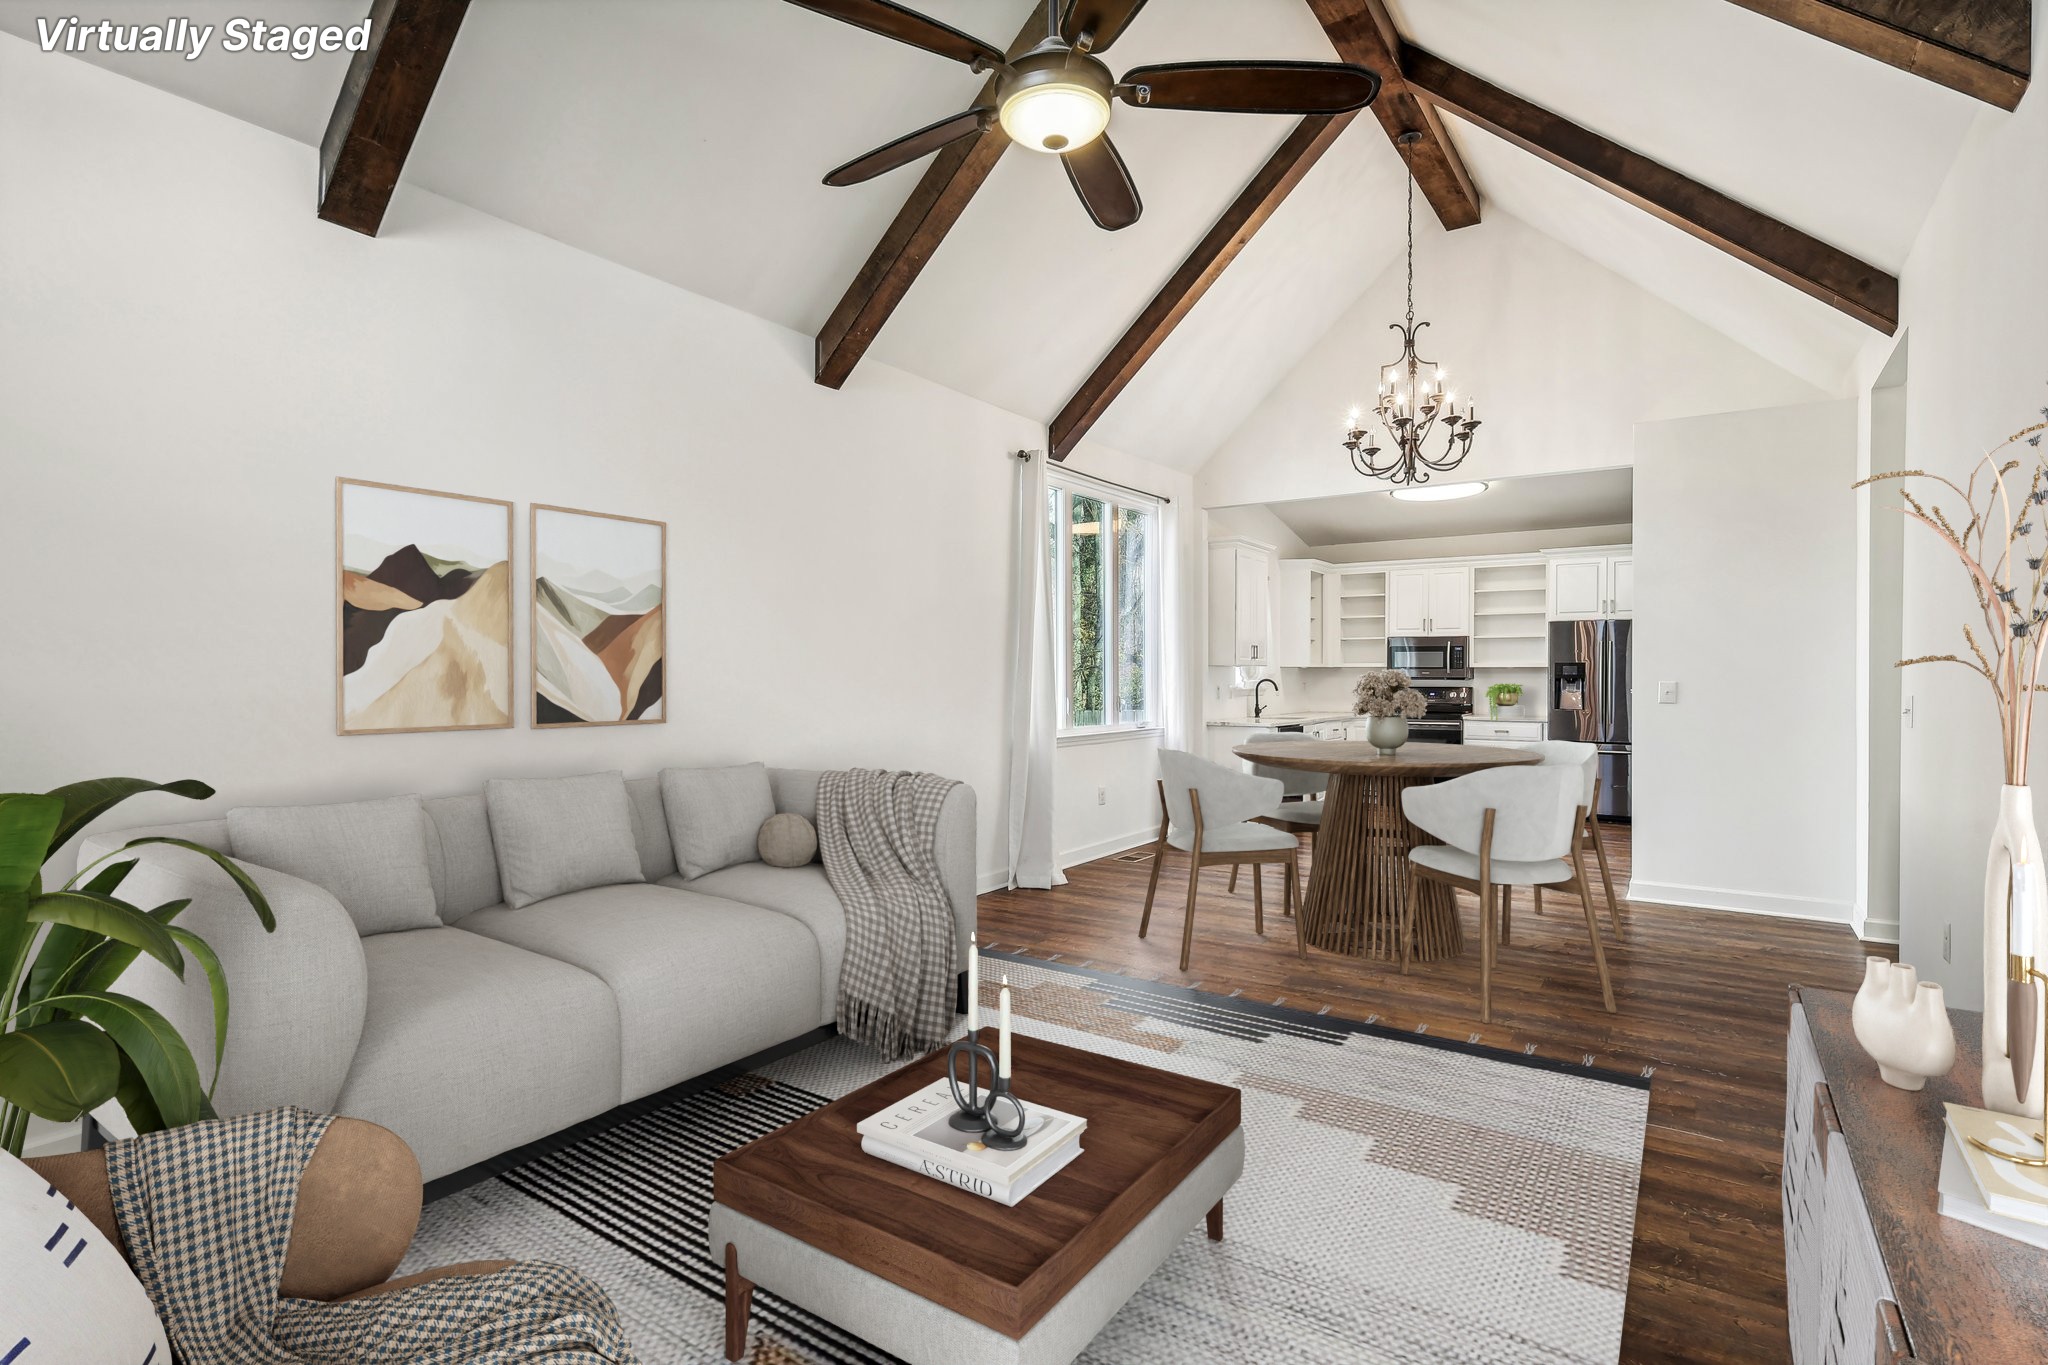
999,81,1111,153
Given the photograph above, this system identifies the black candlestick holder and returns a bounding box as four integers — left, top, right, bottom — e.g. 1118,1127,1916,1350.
945,1029,997,1133
981,1075,1029,1152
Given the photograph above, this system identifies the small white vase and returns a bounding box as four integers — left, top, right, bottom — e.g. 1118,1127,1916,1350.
1365,716,1409,756
1851,957,1957,1091
1984,785,2048,1118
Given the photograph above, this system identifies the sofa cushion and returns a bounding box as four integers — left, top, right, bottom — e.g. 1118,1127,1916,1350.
484,771,644,909
662,763,776,880
333,927,621,1182
458,883,823,1100
422,793,501,921
226,795,439,936
0,1149,170,1364
768,768,822,822
625,775,677,882
672,863,845,1022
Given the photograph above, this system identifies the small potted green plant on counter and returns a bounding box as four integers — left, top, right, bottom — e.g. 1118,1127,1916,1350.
1352,669,1427,755
1486,681,1524,718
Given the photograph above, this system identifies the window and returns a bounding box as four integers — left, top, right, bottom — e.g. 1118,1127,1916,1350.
1048,477,1161,734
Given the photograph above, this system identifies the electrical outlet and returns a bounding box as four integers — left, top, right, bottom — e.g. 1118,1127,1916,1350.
1904,695,1915,729
1944,923,1952,963
1096,786,1107,806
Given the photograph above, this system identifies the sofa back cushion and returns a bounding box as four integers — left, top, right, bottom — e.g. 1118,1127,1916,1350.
663,763,776,880
423,793,502,921
625,775,677,882
484,771,645,909
226,795,440,935
768,768,822,823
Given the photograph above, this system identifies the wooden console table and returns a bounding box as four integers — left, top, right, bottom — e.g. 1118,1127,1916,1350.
1785,985,2048,1363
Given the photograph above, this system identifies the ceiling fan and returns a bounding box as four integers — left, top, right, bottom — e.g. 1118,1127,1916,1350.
784,0,1382,230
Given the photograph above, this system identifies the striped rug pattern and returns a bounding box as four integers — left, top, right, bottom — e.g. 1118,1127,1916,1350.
406,953,1649,1364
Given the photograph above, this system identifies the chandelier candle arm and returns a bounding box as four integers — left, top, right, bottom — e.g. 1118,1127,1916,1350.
1343,151,1480,487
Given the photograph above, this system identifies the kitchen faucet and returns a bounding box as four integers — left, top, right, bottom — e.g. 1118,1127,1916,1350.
1254,678,1279,719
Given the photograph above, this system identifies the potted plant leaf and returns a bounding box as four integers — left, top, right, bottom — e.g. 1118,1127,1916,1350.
1486,681,1524,718
0,779,273,1156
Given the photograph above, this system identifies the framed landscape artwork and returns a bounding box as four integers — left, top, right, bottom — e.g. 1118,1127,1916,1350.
336,478,514,735
531,503,666,727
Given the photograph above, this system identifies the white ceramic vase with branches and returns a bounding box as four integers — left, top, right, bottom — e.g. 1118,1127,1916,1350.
1859,414,2048,1116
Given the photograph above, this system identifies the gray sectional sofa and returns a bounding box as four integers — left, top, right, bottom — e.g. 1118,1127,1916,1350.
80,767,976,1182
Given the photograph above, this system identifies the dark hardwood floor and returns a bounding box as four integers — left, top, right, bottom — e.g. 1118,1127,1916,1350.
975,824,1887,1365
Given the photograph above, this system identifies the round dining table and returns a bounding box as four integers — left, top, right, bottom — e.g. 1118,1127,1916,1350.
1232,739,1540,962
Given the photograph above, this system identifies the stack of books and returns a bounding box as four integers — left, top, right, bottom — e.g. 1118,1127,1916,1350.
1938,1102,2048,1249
857,1080,1086,1207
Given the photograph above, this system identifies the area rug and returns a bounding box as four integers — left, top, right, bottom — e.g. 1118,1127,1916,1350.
406,952,1649,1364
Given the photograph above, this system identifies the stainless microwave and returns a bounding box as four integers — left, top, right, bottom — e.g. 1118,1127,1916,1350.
1389,636,1471,680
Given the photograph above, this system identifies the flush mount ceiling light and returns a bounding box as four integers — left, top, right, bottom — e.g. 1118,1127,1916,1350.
784,0,1379,231
1390,481,1489,502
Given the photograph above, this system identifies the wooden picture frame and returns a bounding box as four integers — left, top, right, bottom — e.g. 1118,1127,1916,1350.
529,502,667,729
335,477,515,736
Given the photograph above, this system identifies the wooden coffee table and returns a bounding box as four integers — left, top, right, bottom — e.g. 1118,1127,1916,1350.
710,1034,1243,1365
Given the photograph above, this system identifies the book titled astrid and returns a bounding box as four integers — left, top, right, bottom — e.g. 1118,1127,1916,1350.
857,1081,1086,1207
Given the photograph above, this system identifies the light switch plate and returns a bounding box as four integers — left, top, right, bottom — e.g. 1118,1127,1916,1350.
1657,681,1678,704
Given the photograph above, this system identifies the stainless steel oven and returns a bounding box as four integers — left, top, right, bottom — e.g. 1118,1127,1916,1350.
1410,685,1472,744
1389,636,1472,681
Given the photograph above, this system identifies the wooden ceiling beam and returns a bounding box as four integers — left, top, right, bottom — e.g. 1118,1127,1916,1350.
318,0,471,236
1304,0,1480,230
1048,114,1357,461
1400,42,1899,333
1722,0,2028,110
813,8,1047,390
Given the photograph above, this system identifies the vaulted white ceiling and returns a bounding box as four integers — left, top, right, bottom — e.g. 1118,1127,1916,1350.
0,0,1991,472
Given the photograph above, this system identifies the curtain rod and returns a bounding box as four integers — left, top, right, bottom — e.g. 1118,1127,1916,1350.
1016,449,1173,505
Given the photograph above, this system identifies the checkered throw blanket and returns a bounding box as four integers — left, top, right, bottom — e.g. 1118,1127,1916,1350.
104,1107,637,1363
818,768,961,1060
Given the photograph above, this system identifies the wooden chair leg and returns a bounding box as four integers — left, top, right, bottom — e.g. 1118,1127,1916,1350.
725,1243,753,1362
1180,852,1202,973
1572,868,1617,1013
1399,860,1418,974
1533,885,1544,915
1137,838,1166,940
1478,876,1495,1023
1500,883,1513,945
1228,864,1239,894
1251,862,1265,936
1588,815,1624,940
1287,856,1307,960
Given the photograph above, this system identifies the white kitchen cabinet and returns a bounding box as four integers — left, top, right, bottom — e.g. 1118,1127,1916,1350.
1274,561,1340,667
1547,549,1633,620
1388,565,1471,635
1208,539,1273,666
1463,718,1547,746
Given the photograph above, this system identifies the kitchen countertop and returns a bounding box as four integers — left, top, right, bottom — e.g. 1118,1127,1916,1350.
1205,711,1357,728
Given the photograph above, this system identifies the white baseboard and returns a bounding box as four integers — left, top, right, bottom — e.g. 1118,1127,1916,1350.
978,868,1011,894
1625,879,1855,925
1856,916,1901,945
1060,828,1158,869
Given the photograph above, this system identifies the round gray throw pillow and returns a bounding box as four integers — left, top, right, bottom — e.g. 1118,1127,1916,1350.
758,812,818,867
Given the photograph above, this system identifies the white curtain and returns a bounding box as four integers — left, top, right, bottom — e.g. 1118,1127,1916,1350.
1006,449,1067,889
1163,497,1207,754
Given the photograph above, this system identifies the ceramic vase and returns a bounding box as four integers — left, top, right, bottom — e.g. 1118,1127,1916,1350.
1366,716,1409,756
1983,785,2047,1118
1850,957,1956,1091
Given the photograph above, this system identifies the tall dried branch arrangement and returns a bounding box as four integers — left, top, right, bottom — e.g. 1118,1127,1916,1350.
1856,415,2048,783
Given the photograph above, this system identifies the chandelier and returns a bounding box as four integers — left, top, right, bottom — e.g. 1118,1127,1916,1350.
1343,141,1480,486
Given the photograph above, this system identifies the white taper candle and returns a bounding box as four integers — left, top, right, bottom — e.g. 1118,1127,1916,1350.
998,977,1013,1079
967,933,980,1032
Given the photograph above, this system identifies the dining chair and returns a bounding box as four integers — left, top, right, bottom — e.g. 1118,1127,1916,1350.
1399,764,1616,1023
1140,748,1306,972
1238,733,1327,892
1509,741,1623,942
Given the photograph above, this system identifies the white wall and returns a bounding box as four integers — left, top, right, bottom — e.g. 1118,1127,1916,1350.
1303,522,1634,564
1195,210,1827,510
1857,5,2048,1004
0,38,1174,888
1632,400,1859,921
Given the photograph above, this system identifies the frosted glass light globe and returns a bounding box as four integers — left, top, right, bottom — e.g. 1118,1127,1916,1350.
999,81,1111,154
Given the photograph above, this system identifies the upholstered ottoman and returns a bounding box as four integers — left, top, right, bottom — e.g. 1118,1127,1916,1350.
709,1035,1244,1365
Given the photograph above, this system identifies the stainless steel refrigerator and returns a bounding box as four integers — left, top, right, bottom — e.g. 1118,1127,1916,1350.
1549,619,1631,820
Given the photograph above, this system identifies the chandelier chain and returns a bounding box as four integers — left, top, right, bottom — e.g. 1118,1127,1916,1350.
1404,168,1415,328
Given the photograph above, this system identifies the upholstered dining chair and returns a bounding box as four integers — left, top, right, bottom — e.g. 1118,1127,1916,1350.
1238,733,1327,891
1141,748,1305,971
1399,764,1616,1023
1510,741,1623,942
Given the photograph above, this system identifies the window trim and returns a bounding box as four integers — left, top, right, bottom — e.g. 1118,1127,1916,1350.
1049,473,1164,738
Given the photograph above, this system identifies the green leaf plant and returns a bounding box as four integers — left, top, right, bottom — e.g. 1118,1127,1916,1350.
0,779,273,1155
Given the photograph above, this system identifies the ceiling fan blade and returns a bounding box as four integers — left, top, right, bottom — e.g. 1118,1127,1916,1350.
825,108,995,186
1060,0,1149,53
1116,61,1382,115
782,0,1006,68
1062,135,1142,231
